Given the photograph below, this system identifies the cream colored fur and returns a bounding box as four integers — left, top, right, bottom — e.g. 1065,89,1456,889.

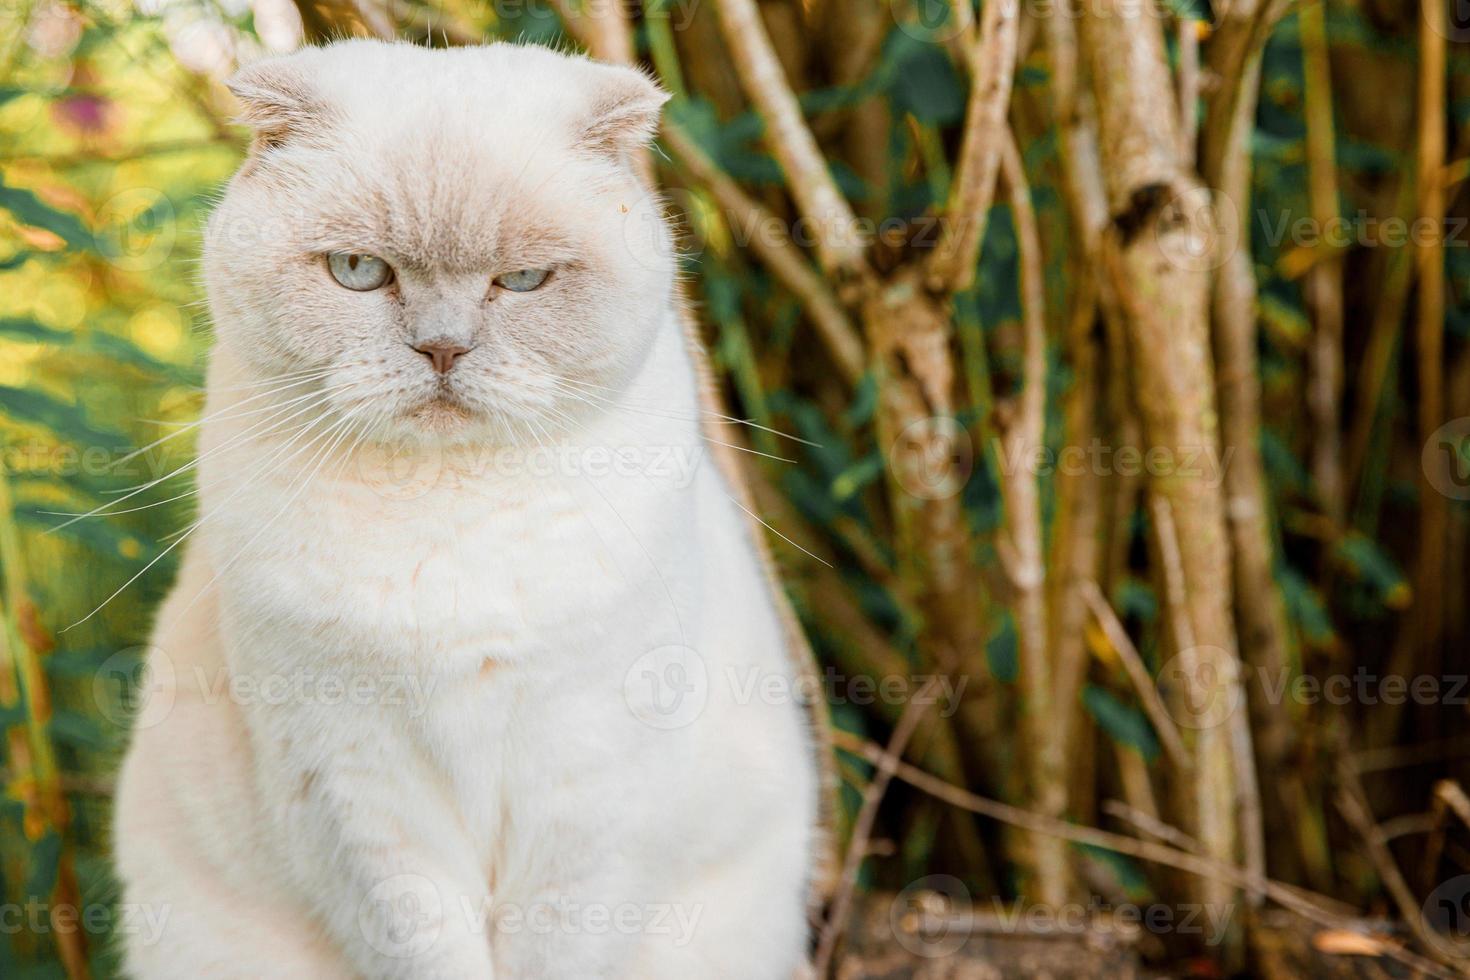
113,40,819,979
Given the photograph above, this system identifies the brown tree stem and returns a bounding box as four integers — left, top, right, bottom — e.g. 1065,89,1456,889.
1336,763,1469,971
997,129,1069,905
1413,0,1448,694
1081,0,1254,944
712,0,867,278
1300,0,1346,527
927,0,1020,294
660,123,865,383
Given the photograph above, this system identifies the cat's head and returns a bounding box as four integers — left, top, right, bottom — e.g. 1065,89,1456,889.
204,41,673,445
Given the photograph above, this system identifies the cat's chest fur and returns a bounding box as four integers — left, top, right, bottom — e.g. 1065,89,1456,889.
217,465,697,663
198,421,720,866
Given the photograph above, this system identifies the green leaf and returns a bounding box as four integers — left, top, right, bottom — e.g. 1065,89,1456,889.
0,386,123,449
843,372,880,428
1114,577,1158,625
26,831,62,898
49,709,108,751
79,330,195,382
1075,843,1153,903
1333,532,1411,609
0,317,70,345
1279,564,1334,647
888,43,965,125
986,616,1018,684
0,176,91,250
1083,684,1161,762
830,453,884,502
0,316,193,382
1162,0,1209,18
41,647,122,678
0,700,27,728
1260,429,1310,492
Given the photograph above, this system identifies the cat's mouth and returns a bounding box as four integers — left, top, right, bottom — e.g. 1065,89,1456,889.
405,388,477,430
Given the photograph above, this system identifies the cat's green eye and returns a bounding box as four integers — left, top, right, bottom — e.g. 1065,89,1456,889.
494,268,551,293
327,252,392,291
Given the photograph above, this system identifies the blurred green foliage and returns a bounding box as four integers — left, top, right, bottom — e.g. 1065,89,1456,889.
0,0,1466,975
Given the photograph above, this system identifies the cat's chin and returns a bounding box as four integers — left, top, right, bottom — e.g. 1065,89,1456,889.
402,392,479,433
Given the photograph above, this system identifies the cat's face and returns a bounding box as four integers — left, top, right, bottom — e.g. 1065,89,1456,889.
204,41,673,445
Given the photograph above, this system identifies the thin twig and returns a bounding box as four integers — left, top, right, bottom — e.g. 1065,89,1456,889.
995,126,1070,905
1419,780,1470,892
661,122,866,383
1350,735,1470,774
926,0,1020,294
1081,580,1191,772
1336,761,1470,972
813,679,940,974
1102,799,1202,853
1300,0,1346,527
831,730,1459,980
712,0,866,278
1413,0,1449,676
1150,495,1267,905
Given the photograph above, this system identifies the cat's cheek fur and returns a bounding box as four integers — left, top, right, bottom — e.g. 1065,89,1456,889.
113,39,819,980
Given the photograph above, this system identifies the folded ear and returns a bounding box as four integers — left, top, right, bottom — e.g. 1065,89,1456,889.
578,64,670,159
226,56,325,151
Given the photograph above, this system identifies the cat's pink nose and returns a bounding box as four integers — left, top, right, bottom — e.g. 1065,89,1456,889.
413,341,470,375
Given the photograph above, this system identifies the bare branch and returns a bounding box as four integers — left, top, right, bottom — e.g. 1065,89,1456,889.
1419,780,1470,895
1337,763,1470,971
813,680,941,974
1082,0,1251,935
1300,0,1346,526
831,730,1460,980
662,122,866,383
926,0,1020,294
1414,0,1449,675
1081,580,1191,773
712,0,867,278
997,129,1069,904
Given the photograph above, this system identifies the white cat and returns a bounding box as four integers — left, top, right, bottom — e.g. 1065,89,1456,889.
112,40,822,979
